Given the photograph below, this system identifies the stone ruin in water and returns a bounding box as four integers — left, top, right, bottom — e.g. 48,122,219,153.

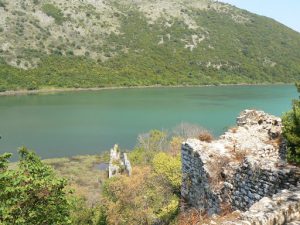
108,144,132,178
181,110,300,224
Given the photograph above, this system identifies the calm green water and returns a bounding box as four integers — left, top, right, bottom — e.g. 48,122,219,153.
0,85,297,159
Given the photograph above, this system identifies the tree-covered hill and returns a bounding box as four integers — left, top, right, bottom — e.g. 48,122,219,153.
0,0,300,91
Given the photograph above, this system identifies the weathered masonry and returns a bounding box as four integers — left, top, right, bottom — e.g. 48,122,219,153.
108,144,132,178
181,110,300,220
223,187,300,225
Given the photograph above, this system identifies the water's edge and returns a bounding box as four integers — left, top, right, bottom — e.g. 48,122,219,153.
0,82,290,97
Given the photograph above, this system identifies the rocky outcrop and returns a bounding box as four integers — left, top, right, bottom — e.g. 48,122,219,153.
181,110,300,216
108,144,132,178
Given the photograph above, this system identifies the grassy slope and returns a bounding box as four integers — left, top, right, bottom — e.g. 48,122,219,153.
1,1,300,91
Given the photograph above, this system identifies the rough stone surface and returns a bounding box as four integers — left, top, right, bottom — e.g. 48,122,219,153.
181,110,300,218
108,144,132,178
222,187,300,225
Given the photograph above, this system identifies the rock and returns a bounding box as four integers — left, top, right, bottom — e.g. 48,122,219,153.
108,144,132,178
181,109,300,223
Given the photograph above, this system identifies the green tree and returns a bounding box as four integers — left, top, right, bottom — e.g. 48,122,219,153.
0,147,71,225
282,83,300,164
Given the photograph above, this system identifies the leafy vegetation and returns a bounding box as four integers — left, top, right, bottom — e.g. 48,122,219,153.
101,125,207,224
0,147,71,224
1,150,110,224
102,166,179,224
0,123,201,224
152,152,182,192
42,4,65,25
282,83,300,164
0,0,7,8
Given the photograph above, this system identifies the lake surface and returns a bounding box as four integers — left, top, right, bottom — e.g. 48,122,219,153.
0,85,297,159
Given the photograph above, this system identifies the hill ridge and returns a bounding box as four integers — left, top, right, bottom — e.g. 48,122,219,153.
0,0,300,90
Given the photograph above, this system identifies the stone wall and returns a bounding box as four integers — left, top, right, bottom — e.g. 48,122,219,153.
182,141,221,215
222,187,300,225
181,110,300,215
228,157,299,210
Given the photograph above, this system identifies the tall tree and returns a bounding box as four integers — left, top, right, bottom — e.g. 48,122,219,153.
282,83,300,164
0,147,71,225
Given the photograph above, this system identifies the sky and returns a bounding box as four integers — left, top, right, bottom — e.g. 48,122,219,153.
218,0,300,33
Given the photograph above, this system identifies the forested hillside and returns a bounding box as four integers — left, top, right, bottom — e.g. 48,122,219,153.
1,0,300,91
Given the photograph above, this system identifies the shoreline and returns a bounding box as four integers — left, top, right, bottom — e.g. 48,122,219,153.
0,82,291,97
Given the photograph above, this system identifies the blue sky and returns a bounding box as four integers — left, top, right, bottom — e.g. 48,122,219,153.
218,0,300,33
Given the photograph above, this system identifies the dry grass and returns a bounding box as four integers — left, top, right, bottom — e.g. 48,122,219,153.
44,153,109,206
178,208,206,225
229,126,238,133
198,131,214,143
266,135,283,148
178,207,240,225
207,155,230,191
234,149,249,162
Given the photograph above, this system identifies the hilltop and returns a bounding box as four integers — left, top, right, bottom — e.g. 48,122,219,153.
1,0,300,91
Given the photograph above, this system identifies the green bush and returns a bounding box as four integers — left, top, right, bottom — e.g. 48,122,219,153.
0,147,72,224
102,166,179,224
70,197,107,225
0,85,6,92
152,152,182,192
282,83,300,164
0,0,7,8
42,3,65,25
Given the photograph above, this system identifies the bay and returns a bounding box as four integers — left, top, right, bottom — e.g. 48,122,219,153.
0,85,297,159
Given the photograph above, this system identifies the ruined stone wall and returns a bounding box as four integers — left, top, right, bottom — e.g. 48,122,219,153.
227,157,300,210
223,187,300,225
182,141,220,214
181,110,300,215
108,144,132,178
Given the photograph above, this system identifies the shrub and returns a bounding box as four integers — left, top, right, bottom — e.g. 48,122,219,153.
137,129,168,152
0,0,6,8
26,81,38,90
0,147,71,224
173,122,209,139
102,166,179,224
198,131,214,143
169,136,184,156
70,197,107,225
152,152,182,192
128,147,148,165
42,3,65,25
282,83,300,164
0,85,6,92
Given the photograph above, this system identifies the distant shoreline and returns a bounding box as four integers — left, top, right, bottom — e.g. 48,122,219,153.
0,83,291,97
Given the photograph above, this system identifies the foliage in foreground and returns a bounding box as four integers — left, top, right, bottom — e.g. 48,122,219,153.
101,126,205,224
282,83,300,164
152,152,182,193
102,166,179,225
0,147,71,224
0,124,213,224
